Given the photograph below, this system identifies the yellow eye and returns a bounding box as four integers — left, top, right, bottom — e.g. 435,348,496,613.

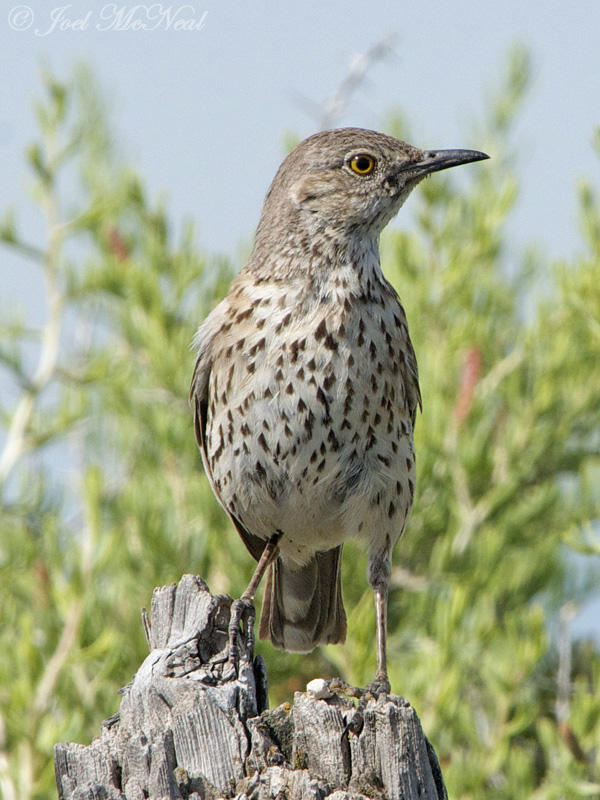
349,153,376,175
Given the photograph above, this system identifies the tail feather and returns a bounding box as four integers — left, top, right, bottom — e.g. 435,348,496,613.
259,545,347,653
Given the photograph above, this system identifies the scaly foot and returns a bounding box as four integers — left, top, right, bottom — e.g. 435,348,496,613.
222,596,256,680
344,674,391,736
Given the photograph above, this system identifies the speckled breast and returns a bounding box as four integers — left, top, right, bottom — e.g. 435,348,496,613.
204,276,417,565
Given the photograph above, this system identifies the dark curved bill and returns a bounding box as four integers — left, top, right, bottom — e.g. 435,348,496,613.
412,148,490,176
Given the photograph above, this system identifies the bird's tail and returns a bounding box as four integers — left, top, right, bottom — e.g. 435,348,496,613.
259,545,347,653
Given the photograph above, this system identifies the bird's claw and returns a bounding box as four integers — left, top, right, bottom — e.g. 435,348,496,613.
343,675,391,737
224,596,256,679
362,675,391,698
326,677,363,699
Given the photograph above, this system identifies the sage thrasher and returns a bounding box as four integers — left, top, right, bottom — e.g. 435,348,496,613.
191,127,488,696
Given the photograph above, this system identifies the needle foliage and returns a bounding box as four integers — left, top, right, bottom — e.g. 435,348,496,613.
1,52,599,799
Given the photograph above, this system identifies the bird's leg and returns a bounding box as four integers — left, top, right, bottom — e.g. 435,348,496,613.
242,530,283,603
370,582,391,693
227,531,282,674
345,547,392,735
366,541,392,695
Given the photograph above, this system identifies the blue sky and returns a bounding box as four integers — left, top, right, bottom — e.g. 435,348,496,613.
3,0,600,264
1,0,599,634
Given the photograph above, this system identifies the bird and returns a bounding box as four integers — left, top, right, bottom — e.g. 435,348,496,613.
190,127,488,700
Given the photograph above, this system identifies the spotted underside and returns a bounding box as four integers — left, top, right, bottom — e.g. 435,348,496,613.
193,249,420,571
190,125,486,660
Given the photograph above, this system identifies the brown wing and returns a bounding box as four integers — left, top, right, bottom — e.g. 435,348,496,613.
190,309,266,563
403,332,422,428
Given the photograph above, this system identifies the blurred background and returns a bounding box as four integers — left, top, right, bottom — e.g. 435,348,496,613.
1,2,599,798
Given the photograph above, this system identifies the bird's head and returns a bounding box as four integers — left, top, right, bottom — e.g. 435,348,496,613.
255,127,488,244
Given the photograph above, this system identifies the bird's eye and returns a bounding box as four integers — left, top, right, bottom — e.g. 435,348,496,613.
349,154,376,175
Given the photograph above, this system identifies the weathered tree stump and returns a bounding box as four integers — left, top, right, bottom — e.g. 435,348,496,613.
54,575,447,800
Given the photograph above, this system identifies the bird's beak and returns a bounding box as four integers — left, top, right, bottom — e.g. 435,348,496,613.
399,148,489,177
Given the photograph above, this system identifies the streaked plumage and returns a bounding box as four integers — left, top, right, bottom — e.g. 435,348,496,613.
191,128,487,687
